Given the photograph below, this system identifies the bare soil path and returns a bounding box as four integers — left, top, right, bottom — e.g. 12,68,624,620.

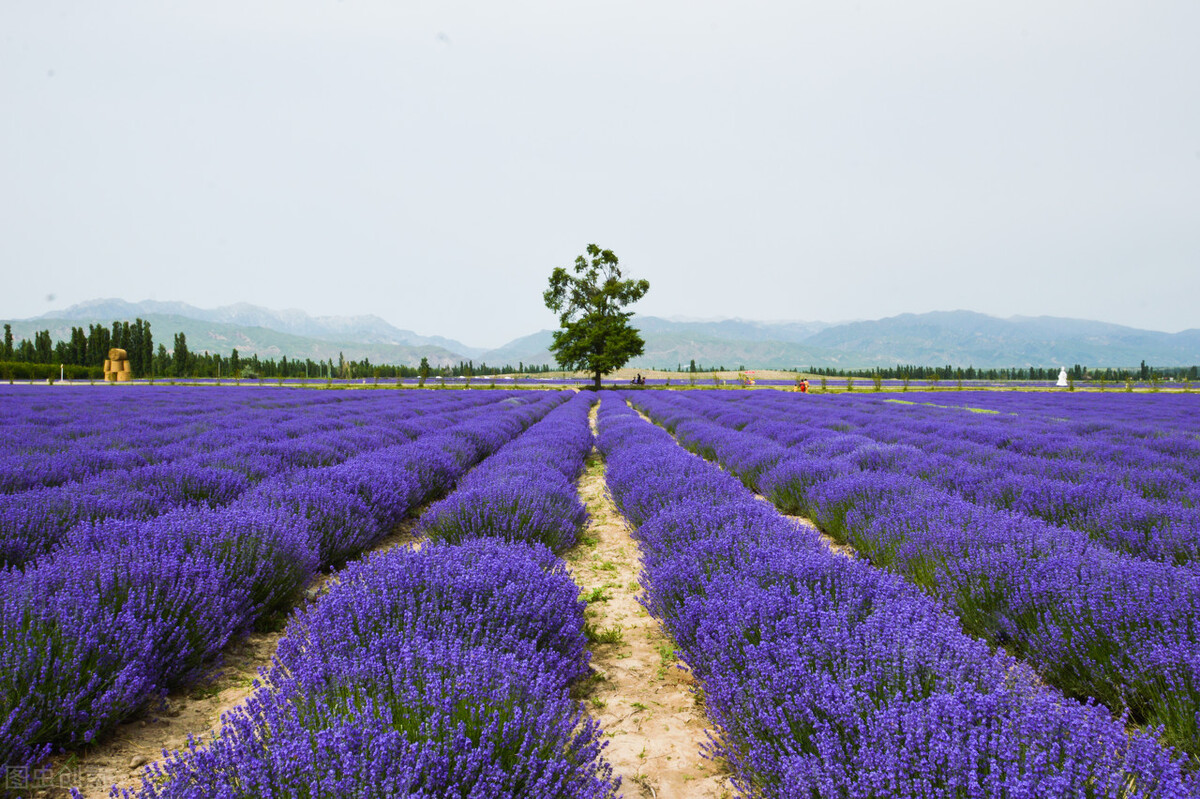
41,518,422,799
567,403,732,799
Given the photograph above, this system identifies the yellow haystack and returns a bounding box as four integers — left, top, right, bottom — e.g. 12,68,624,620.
104,349,132,382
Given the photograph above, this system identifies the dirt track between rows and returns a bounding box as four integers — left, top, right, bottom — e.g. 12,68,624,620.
566,403,732,799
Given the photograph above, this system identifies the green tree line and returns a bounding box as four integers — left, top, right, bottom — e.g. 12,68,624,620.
3,320,154,373
1,322,553,380
800,363,1199,382
668,360,1198,382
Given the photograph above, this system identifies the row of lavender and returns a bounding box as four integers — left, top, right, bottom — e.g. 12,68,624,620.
0,389,528,566
0,389,364,493
689,391,1200,563
913,391,1200,436
627,390,1200,760
117,394,619,798
1,391,569,780
877,394,1200,528
598,397,1198,796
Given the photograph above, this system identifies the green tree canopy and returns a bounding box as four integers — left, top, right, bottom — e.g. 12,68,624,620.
543,244,650,390
172,332,190,377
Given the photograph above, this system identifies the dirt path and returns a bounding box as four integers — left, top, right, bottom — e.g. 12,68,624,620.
43,517,422,799
567,403,732,799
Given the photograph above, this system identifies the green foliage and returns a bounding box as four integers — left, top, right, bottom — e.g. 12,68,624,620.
172,332,190,377
543,244,650,389
584,623,625,645
582,586,611,603
0,361,101,381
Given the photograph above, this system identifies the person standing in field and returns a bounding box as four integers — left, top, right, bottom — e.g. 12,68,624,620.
799,378,809,393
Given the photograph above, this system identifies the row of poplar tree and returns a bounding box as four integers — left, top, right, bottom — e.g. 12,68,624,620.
1,322,537,380
2,320,167,377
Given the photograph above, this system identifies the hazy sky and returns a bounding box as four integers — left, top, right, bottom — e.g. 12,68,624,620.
2,1,1197,348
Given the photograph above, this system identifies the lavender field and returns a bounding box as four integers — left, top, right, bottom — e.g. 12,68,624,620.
2,385,1198,797
621,390,1200,790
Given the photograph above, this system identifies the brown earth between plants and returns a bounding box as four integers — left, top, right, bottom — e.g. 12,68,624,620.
566,403,733,799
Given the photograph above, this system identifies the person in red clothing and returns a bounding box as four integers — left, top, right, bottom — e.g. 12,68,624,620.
799,378,809,393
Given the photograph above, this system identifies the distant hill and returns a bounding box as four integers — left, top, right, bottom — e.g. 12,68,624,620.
5,302,1198,369
493,313,1200,369
635,316,834,344
480,330,557,369
7,311,465,369
797,311,1200,368
36,299,486,359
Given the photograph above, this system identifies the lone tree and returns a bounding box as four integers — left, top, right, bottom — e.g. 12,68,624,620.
544,244,650,390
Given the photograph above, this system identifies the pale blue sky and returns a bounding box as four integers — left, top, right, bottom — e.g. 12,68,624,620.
2,1,1197,347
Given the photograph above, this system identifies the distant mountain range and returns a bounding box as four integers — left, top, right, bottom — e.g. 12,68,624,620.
4,300,1198,369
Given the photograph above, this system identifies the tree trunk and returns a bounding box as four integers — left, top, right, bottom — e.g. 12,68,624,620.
594,370,602,391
